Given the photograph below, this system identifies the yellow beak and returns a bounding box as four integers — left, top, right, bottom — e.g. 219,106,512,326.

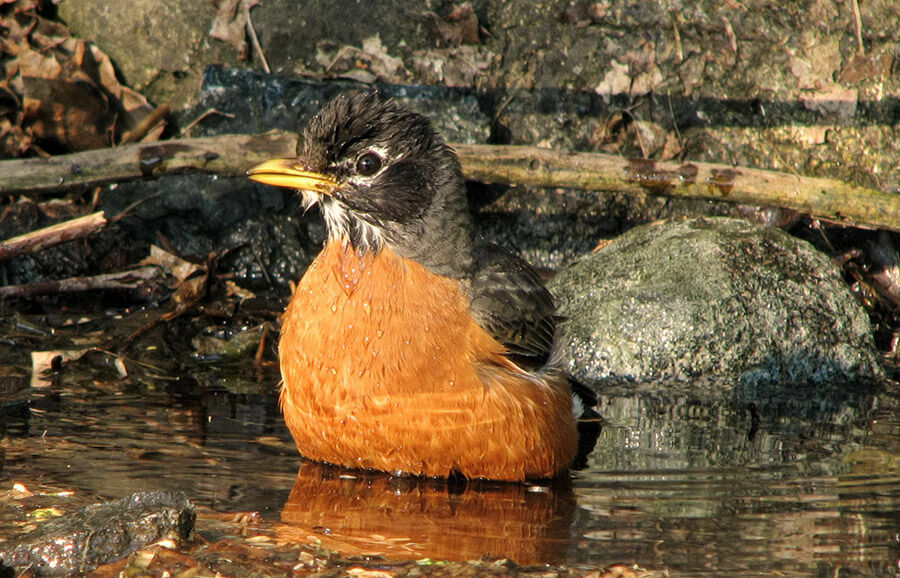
247,158,339,195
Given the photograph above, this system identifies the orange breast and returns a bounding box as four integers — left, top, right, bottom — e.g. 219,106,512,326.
278,241,577,481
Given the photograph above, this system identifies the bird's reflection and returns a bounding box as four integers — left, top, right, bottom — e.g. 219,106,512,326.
278,460,577,563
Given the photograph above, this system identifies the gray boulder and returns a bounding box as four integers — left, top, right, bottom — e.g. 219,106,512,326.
548,217,883,395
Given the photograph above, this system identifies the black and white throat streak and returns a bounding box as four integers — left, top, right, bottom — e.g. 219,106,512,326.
311,193,385,254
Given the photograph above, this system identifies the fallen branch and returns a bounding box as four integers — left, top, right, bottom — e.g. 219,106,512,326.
0,132,897,232
0,132,298,194
0,267,162,299
453,144,899,233
0,211,107,262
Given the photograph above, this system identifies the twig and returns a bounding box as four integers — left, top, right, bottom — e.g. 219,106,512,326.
120,103,171,144
721,16,737,54
326,45,354,73
493,92,516,123
0,267,161,299
244,1,270,74
672,17,683,63
665,90,683,149
179,109,236,138
254,322,270,367
249,243,273,286
111,191,166,221
850,0,865,55
0,211,107,262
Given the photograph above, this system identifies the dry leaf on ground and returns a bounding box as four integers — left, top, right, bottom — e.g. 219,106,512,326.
0,0,159,157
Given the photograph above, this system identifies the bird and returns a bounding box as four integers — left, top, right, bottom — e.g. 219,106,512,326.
247,91,585,481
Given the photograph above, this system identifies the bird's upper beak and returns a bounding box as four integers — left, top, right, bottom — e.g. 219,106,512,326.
246,158,339,195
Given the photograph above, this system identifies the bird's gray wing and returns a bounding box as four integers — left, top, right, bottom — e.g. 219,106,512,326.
467,243,557,369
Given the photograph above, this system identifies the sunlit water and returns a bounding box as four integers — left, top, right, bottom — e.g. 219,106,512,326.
2,361,898,575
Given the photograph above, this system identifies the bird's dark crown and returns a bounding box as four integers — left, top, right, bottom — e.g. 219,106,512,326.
298,91,474,276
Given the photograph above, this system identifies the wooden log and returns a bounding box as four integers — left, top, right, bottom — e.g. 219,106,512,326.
0,132,298,194
453,144,899,232
0,132,896,232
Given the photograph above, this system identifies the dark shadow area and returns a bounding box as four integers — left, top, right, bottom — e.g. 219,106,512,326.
187,66,899,143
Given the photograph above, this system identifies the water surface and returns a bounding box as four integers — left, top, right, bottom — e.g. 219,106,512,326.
1,343,897,575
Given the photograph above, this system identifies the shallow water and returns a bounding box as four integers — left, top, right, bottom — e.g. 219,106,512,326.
2,353,898,575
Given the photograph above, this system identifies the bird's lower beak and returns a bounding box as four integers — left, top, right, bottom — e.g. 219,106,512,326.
247,158,339,195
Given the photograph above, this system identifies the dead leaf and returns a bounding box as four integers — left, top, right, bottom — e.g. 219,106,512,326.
224,280,255,301
595,59,631,102
411,45,493,87
141,245,203,287
632,119,666,158
0,0,159,155
314,35,409,84
360,35,407,83
630,64,664,99
659,131,683,161
21,75,114,150
30,348,126,387
425,2,480,47
839,52,894,84
210,0,261,59
787,125,828,146
30,349,85,387
346,569,395,578
0,116,30,156
339,69,378,84
140,245,209,314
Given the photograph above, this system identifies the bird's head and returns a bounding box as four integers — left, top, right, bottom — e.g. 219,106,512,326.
248,92,473,271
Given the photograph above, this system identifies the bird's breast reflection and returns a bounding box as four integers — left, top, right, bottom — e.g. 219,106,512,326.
277,461,578,563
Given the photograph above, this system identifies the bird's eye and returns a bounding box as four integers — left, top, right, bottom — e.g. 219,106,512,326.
355,152,383,176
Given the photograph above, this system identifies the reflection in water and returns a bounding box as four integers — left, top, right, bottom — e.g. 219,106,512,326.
2,347,898,575
1,367,298,513
588,384,883,471
568,384,900,574
279,461,576,563
572,468,900,574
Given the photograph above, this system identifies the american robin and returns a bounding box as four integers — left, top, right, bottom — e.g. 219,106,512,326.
248,91,583,481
